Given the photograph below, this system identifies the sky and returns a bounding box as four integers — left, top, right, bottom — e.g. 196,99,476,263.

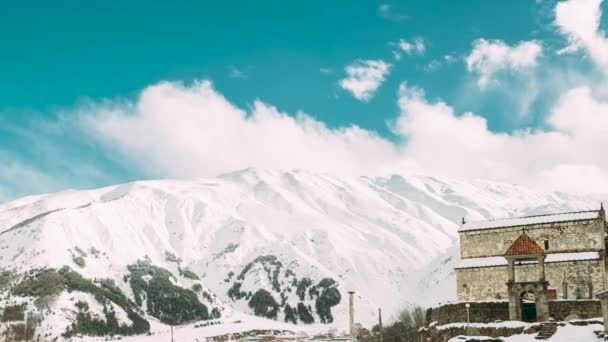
2,0,608,202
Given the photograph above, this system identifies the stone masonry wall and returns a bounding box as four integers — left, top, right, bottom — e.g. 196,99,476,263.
426,300,601,325
426,302,510,325
457,260,604,302
549,300,601,320
459,219,603,259
457,266,509,302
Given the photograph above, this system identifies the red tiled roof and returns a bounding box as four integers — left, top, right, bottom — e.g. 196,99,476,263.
505,234,545,255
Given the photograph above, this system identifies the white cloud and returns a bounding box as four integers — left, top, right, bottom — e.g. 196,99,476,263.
555,0,608,67
378,4,408,21
339,60,391,101
424,60,442,72
83,80,404,178
78,79,608,195
0,156,59,203
466,39,542,87
392,38,425,60
393,83,608,194
398,38,425,55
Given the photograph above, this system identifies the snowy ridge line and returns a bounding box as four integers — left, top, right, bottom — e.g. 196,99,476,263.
459,210,601,232
455,252,601,269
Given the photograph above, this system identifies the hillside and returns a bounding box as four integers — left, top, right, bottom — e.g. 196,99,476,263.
0,168,601,340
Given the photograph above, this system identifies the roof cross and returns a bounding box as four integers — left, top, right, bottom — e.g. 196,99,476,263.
521,227,528,235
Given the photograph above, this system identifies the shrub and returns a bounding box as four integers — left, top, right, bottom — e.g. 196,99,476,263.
74,246,87,257
63,300,128,338
248,289,279,319
371,306,425,342
13,268,64,298
59,267,150,336
89,247,101,258
2,304,24,322
315,286,341,323
9,323,26,340
192,284,203,292
25,312,40,340
227,282,246,300
73,255,86,268
297,302,314,324
126,260,208,325
296,278,312,301
237,255,282,292
210,307,221,319
397,306,425,330
0,269,15,290
164,251,181,263
179,268,200,280
284,304,297,324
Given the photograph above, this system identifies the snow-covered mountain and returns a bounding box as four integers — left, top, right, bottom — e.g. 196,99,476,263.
0,168,601,340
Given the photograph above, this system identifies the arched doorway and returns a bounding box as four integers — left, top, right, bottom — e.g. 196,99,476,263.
521,291,537,322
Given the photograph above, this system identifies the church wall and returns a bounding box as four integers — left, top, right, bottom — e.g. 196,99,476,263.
456,259,605,302
459,219,604,259
518,259,604,299
457,266,509,302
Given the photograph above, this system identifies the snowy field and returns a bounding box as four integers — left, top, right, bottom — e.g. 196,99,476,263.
448,322,604,342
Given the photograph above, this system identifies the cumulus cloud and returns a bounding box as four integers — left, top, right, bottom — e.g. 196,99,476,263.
393,83,608,194
466,39,542,86
82,80,405,178
339,60,391,101
555,0,608,67
75,79,608,195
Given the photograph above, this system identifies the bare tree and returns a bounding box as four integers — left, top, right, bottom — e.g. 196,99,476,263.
397,306,425,330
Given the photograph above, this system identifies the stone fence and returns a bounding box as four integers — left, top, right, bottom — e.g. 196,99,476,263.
426,302,509,325
426,300,601,325
548,300,601,321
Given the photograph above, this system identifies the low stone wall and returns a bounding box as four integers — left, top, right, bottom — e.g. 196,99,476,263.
426,300,601,325
548,300,601,321
426,302,509,325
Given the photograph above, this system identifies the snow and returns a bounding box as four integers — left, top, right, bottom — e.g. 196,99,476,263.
447,322,604,341
0,168,603,337
456,252,601,269
71,311,331,342
456,256,508,269
460,210,601,232
438,321,537,330
546,252,600,263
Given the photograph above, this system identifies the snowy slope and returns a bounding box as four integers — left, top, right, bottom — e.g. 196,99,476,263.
0,168,602,338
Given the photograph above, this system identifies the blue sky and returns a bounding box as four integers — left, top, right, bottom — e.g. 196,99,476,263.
2,0,608,201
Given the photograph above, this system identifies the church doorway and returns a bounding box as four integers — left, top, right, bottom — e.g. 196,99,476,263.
521,292,537,322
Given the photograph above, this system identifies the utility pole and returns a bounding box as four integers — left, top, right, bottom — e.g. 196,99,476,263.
348,291,355,342
170,325,174,342
378,308,383,342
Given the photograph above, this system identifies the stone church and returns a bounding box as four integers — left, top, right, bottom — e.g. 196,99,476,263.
455,206,607,322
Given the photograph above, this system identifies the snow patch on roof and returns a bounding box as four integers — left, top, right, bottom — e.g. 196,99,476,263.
546,252,600,263
460,210,600,232
456,256,507,269
455,252,600,269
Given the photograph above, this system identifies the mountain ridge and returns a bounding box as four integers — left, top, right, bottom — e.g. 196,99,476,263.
0,168,602,339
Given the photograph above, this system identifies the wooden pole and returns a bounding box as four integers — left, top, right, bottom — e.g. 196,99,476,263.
171,325,174,342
